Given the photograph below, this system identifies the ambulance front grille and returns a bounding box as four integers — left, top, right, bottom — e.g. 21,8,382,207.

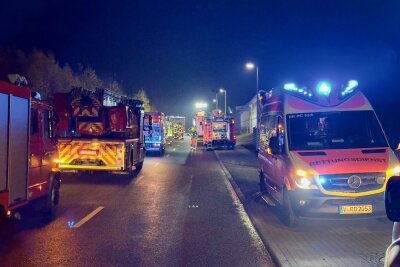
320,172,385,193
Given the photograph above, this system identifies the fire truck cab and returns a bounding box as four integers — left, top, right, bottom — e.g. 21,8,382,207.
0,80,60,220
258,81,400,226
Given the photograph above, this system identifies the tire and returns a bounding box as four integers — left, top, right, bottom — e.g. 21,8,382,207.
281,188,299,227
43,176,60,219
136,161,143,171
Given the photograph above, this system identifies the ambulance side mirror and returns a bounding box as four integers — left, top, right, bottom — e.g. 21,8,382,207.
385,176,400,222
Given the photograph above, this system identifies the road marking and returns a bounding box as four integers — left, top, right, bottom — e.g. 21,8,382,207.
154,162,159,167
134,175,145,184
73,206,104,228
166,154,170,158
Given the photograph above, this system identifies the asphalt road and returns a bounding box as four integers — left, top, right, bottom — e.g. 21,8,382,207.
215,135,393,267
0,138,274,267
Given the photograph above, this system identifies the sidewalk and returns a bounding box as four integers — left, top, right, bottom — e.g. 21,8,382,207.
215,135,392,267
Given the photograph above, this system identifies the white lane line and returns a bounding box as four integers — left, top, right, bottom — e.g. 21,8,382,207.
134,175,145,184
73,206,104,228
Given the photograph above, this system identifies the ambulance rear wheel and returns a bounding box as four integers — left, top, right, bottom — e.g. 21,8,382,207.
281,188,298,227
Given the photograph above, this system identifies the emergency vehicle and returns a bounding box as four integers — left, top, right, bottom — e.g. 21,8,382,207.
203,112,236,150
144,112,165,155
54,87,145,176
166,116,186,140
0,80,60,220
258,81,400,226
195,111,206,146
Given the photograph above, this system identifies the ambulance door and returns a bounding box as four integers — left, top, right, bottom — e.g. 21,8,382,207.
260,114,277,190
9,95,29,205
272,115,287,198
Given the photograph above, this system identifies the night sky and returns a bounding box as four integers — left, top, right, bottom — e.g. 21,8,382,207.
1,0,399,122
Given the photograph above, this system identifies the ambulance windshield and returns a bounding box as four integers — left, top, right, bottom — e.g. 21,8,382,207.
287,111,388,150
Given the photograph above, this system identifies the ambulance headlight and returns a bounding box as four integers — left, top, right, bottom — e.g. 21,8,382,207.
394,166,400,176
387,165,400,177
294,169,318,189
299,178,311,187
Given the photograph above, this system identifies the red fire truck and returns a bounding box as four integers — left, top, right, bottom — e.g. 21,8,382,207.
0,80,60,220
203,113,236,150
54,87,145,176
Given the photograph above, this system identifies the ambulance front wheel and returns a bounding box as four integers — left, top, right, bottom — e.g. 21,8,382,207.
281,188,299,227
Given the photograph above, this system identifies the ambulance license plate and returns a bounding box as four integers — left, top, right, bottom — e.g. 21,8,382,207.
79,149,97,155
339,205,373,214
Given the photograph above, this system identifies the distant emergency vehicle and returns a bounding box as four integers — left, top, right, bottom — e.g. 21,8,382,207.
0,80,60,220
195,111,206,146
258,81,400,226
144,112,165,155
166,116,186,140
203,112,236,150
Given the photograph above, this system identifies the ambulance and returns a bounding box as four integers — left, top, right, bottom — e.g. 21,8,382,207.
258,81,400,226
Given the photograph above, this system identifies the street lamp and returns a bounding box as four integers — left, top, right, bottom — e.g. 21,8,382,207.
246,62,260,151
245,62,259,94
219,88,227,115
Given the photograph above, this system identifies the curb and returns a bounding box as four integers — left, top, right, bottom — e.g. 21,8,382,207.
214,150,283,267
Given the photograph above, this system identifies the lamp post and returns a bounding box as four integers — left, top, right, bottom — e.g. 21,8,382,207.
246,62,260,151
245,62,259,95
219,88,226,115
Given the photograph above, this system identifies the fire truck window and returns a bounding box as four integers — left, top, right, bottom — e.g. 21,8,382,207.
42,110,51,138
31,108,39,136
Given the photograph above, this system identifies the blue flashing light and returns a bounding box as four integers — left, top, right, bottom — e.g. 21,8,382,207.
284,83,297,90
319,177,326,185
68,221,75,228
341,80,359,96
317,82,331,96
348,80,358,88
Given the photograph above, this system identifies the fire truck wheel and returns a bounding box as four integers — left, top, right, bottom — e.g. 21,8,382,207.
281,188,299,227
43,176,60,218
136,161,143,171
